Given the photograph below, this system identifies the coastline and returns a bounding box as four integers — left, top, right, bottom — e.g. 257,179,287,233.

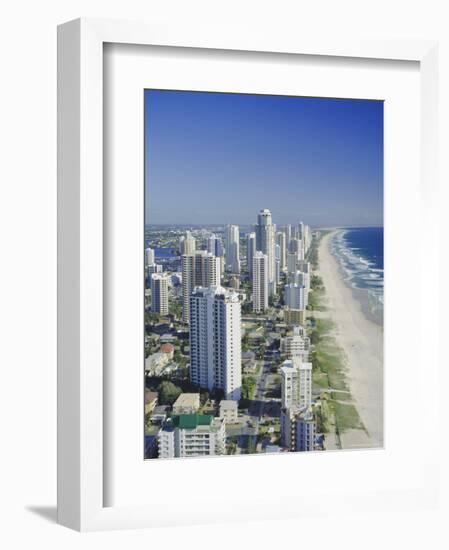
316,230,384,448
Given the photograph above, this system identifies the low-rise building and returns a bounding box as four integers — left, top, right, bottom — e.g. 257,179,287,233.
160,342,174,359
151,405,170,424
241,351,256,372
144,390,158,415
219,400,238,424
172,393,200,414
160,333,177,344
145,352,170,376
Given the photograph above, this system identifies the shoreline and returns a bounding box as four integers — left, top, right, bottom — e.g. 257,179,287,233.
316,230,384,448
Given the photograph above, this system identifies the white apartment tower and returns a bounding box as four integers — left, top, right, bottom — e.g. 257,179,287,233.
150,273,169,315
285,224,292,249
158,414,226,458
246,232,256,278
281,326,310,360
276,231,287,271
280,357,312,409
180,231,196,255
181,251,221,322
225,225,241,274
252,251,269,313
207,234,218,256
189,286,242,401
255,209,276,295
275,244,281,284
145,247,155,267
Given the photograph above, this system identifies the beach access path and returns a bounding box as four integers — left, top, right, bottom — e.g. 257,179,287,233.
317,230,384,448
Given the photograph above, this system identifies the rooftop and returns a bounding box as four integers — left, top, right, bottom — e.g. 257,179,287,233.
219,400,238,410
145,390,158,404
172,393,200,408
281,358,312,371
160,343,174,353
172,414,213,429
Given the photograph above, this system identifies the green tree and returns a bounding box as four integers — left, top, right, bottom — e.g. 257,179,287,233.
157,381,182,405
242,376,257,400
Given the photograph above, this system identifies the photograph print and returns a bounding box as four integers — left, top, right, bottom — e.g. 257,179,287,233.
144,90,383,459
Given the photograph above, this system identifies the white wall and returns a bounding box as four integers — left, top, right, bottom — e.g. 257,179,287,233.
0,0,448,548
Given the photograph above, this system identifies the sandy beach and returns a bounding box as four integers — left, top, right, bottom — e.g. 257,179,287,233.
317,230,383,448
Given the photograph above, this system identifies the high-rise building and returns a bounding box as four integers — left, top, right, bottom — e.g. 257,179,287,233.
281,406,315,452
303,225,312,254
289,237,304,261
181,251,221,322
284,307,307,327
284,283,308,310
287,252,298,275
246,232,256,278
285,224,292,249
207,234,224,257
180,231,196,255
189,286,242,401
289,269,310,292
252,251,268,313
145,247,155,267
280,357,312,409
274,244,281,284
229,275,240,289
207,234,217,256
280,326,310,361
150,273,169,315
276,231,287,271
147,263,163,277
255,209,276,295
225,225,240,274
297,260,310,274
295,407,315,451
158,414,226,458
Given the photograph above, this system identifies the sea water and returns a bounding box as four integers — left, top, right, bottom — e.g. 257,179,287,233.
330,227,384,325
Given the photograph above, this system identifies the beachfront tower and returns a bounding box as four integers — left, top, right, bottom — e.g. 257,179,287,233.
281,406,315,451
284,283,308,310
280,357,312,409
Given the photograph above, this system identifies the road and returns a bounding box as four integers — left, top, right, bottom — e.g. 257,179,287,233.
227,356,281,453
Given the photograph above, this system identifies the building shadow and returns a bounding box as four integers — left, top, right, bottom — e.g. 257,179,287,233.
26,506,57,523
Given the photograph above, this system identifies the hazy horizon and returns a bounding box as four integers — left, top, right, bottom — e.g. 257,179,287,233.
145,90,383,227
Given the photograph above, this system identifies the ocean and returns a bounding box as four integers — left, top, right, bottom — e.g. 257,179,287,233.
330,227,384,325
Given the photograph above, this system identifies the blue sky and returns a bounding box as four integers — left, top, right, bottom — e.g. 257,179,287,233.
144,90,383,227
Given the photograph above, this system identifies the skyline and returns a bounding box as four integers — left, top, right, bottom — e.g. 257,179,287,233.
145,90,383,227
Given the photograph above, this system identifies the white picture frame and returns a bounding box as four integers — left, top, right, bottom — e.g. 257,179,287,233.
57,17,440,531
